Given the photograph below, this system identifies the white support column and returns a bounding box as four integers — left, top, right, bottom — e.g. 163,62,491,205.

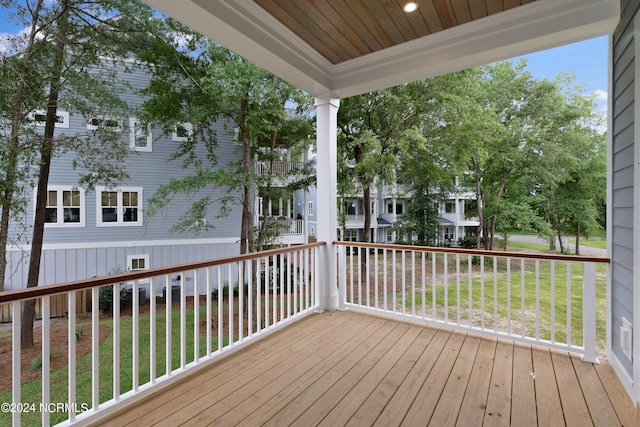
316,95,340,310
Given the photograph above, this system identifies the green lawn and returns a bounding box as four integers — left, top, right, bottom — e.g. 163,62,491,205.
346,252,607,357
570,237,607,250
0,305,228,427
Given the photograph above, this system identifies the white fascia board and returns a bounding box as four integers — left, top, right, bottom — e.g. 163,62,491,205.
331,0,620,98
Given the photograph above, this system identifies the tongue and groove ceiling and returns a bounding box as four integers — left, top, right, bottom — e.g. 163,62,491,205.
145,0,618,98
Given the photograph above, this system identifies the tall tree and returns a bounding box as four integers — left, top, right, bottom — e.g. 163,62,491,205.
140,19,313,254
465,61,568,249
337,81,433,243
0,0,156,346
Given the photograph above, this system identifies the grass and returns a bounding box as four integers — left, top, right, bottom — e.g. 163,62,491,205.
501,239,549,251
346,252,607,356
0,304,228,427
570,237,607,250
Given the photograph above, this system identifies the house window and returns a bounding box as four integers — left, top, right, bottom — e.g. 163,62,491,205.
41,186,85,227
86,116,122,132
129,117,152,152
172,122,193,141
464,199,477,214
386,229,393,242
32,110,70,128
387,201,404,214
308,201,314,216
445,201,456,213
344,229,358,242
127,254,149,272
97,187,143,226
257,196,263,217
444,227,454,241
345,201,356,215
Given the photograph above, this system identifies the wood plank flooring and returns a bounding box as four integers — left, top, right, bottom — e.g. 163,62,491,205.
90,310,639,426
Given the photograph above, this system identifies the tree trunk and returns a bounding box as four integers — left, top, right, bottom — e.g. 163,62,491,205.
362,186,371,243
472,159,484,250
556,222,565,254
0,0,45,292
22,2,68,348
239,96,255,255
575,222,581,255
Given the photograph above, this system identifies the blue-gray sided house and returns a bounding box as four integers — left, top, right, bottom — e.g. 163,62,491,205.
3,62,243,299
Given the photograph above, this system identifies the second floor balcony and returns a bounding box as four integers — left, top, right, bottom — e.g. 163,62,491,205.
2,241,633,426
254,161,305,187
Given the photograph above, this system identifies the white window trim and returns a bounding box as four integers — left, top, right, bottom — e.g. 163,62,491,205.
96,186,143,227
126,254,150,286
127,254,150,272
86,116,123,132
32,110,70,128
129,117,152,152
308,201,314,216
172,122,193,142
37,185,86,228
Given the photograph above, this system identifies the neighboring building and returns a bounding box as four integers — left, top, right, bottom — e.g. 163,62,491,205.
302,166,479,246
3,63,243,293
436,191,479,246
254,148,308,246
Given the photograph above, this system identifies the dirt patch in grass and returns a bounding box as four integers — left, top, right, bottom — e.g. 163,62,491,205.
0,319,111,395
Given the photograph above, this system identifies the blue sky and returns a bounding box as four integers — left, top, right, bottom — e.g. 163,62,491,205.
510,36,609,116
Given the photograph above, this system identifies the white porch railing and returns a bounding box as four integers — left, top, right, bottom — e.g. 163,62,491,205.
0,243,322,426
265,218,304,235
335,241,609,363
254,160,304,176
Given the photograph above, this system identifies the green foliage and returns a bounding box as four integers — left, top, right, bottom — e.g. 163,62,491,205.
139,19,314,250
98,284,133,315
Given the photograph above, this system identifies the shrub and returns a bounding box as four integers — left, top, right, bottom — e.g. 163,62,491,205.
99,284,132,314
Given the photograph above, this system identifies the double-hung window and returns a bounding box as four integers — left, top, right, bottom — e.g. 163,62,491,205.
97,187,143,226
129,117,152,151
172,122,193,141
41,186,85,227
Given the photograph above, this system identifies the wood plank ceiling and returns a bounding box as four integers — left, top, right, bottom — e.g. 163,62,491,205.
255,0,537,64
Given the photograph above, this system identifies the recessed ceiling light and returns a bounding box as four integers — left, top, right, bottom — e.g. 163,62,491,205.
403,2,418,13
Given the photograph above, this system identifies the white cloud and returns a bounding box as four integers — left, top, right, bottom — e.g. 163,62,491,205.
594,89,608,102
0,34,10,54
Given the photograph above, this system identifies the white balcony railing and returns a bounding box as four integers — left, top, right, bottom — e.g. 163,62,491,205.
265,218,304,235
254,161,304,176
0,243,322,426
1,240,611,425
335,241,609,364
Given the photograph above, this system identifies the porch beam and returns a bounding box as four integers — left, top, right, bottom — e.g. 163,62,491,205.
315,96,340,310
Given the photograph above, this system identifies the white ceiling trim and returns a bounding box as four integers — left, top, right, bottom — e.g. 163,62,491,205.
144,0,619,99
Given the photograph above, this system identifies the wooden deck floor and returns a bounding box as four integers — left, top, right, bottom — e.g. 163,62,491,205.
92,310,639,426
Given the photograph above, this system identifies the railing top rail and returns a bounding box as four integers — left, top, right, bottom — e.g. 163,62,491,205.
0,241,326,303
333,241,610,264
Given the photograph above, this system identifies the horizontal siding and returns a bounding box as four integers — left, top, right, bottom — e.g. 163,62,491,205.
4,241,239,291
10,62,244,249
612,164,633,189
610,0,639,378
